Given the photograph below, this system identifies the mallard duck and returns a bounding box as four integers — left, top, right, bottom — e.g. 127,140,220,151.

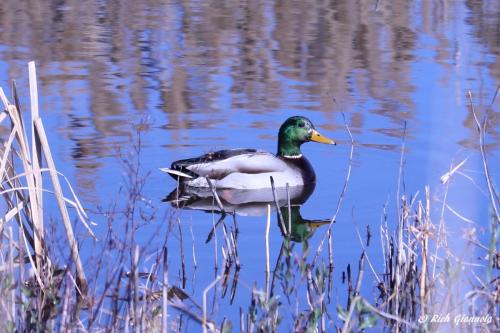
161,116,336,190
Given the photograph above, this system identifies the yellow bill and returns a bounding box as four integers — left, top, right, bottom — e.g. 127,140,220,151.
307,219,331,230
310,129,336,145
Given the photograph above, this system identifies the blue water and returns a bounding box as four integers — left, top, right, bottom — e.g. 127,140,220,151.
0,0,498,330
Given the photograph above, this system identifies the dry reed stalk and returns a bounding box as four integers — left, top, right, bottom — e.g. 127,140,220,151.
346,264,352,308
206,177,225,214
202,275,221,333
341,252,365,333
19,217,44,289
419,186,430,313
205,215,225,244
269,176,286,233
286,182,291,236
0,110,7,124
366,225,371,246
239,307,244,332
168,300,217,332
321,311,326,333
189,224,197,269
1,65,93,312
0,106,47,306
248,284,256,333
265,204,271,299
133,245,140,330
0,202,24,234
352,211,381,284
177,218,186,288
162,247,168,333
229,227,240,269
211,215,219,271
356,295,419,330
59,273,72,333
229,268,239,304
305,267,314,310
111,268,124,329
0,127,17,185
124,308,130,333
328,229,333,303
394,123,407,333
8,227,15,323
432,174,450,282
221,223,233,269
439,157,469,184
34,118,88,292
269,241,285,298
28,62,45,270
0,88,43,265
395,201,403,330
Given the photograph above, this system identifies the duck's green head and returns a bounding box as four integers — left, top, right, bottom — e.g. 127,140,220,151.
277,116,336,157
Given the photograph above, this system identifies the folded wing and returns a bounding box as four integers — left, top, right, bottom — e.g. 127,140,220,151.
167,149,288,180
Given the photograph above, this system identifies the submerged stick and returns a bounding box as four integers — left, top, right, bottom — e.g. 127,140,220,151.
270,176,286,233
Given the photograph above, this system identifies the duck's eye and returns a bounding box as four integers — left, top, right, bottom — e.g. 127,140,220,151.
298,122,305,128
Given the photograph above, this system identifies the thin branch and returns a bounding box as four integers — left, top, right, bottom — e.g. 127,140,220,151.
313,112,354,265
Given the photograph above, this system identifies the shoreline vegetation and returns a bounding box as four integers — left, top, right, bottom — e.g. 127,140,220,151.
0,63,498,332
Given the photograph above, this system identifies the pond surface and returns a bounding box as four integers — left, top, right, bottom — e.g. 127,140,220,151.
0,0,498,331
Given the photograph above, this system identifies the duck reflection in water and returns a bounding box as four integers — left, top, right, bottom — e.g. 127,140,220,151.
164,182,330,242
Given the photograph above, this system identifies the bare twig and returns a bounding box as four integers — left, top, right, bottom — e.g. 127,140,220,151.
313,112,354,265
467,91,499,222
203,275,222,333
206,177,225,214
341,252,365,333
